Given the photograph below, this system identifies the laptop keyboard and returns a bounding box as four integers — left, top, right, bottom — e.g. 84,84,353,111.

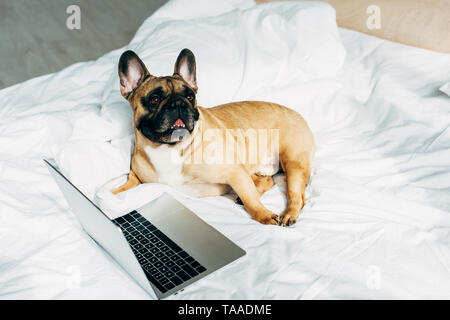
113,210,206,293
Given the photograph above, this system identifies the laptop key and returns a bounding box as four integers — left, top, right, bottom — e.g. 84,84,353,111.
149,257,158,264
176,271,191,281
138,258,147,265
129,239,138,246
171,255,181,262
142,263,152,270
165,250,175,257
131,221,140,227
139,248,147,254
154,261,163,268
185,256,194,264
141,239,149,245
160,278,169,285
178,251,189,259
170,265,181,273
160,256,170,263
166,261,175,268
124,215,134,222
170,276,182,286
134,243,143,250
176,259,186,266
181,264,198,277
196,266,206,273
115,217,126,224
190,261,200,269
160,266,169,274
165,271,174,278
150,248,159,254
130,211,139,217
148,267,158,275
144,253,153,259
164,282,175,291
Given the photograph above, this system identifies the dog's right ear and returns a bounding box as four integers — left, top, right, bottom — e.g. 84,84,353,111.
118,50,150,99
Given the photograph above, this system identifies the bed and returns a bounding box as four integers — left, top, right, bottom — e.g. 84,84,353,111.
0,0,449,299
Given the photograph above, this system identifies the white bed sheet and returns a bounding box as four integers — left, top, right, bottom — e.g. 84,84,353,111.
0,0,450,299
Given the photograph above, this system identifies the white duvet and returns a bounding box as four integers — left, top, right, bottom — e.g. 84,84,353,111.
1,0,450,299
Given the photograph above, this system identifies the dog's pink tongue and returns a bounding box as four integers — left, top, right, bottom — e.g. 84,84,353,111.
174,118,184,127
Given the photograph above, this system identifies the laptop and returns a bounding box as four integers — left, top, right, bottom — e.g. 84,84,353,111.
44,159,246,299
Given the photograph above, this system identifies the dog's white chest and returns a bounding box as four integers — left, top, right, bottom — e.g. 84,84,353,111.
144,145,184,186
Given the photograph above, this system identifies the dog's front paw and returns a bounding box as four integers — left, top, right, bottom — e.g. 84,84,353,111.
279,209,300,227
110,186,126,195
254,212,280,225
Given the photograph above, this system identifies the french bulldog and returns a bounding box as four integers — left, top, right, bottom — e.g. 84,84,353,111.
112,48,315,226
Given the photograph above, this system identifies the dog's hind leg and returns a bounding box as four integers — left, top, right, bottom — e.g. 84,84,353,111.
227,167,279,225
235,174,274,204
252,174,275,196
279,159,311,226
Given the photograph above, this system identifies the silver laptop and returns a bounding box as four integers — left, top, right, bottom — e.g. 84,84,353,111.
44,159,246,299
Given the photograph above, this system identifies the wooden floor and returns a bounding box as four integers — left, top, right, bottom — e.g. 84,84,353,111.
0,0,167,89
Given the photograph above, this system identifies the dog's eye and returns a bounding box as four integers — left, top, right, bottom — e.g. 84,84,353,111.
186,95,194,101
151,96,160,105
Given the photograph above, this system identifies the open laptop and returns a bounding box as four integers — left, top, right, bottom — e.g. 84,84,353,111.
44,159,246,299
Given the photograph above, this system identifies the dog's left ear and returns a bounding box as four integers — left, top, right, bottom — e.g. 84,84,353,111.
174,48,198,93
118,50,150,98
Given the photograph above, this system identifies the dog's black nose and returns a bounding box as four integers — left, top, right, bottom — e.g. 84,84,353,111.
167,98,186,110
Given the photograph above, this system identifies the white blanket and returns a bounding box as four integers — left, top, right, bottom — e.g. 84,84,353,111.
1,0,450,299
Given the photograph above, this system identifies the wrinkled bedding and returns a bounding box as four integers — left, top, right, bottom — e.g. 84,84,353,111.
1,0,450,299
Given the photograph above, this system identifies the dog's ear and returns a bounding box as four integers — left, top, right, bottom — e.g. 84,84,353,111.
174,48,197,93
118,50,150,98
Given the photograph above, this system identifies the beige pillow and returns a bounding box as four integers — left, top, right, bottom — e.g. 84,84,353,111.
255,0,450,53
